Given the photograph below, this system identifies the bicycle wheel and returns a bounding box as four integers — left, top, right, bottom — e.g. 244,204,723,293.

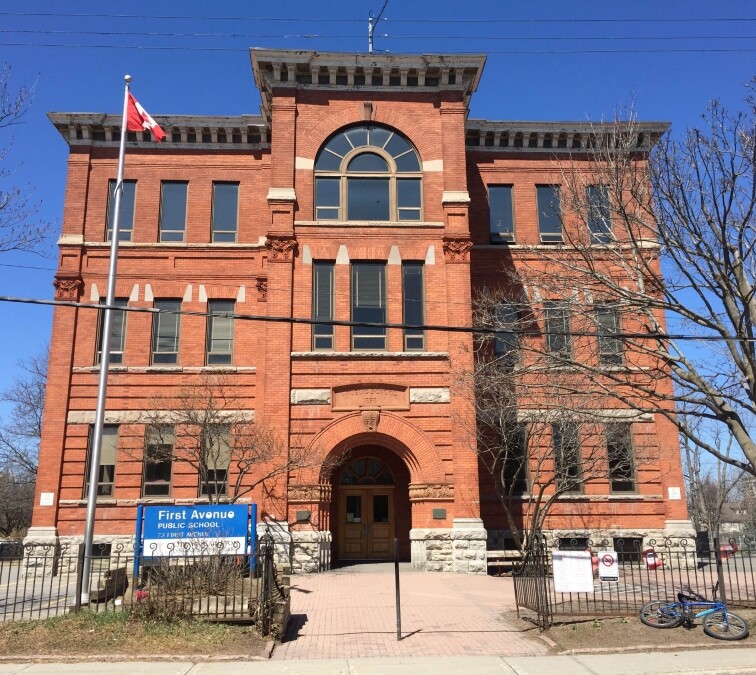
702,610,750,641
639,601,682,628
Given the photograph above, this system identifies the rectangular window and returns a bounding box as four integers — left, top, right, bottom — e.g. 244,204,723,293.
544,302,572,359
96,298,127,365
536,185,563,242
607,423,636,492
614,536,642,563
494,304,519,367
211,182,239,242
313,262,335,350
106,179,136,242
348,178,390,221
143,426,173,497
596,304,623,365
352,263,387,350
553,423,581,492
502,424,528,494
85,425,118,498
315,178,340,220
206,300,234,364
397,178,421,221
159,181,188,242
587,184,612,243
403,263,424,350
489,185,514,243
152,299,181,364
200,424,230,497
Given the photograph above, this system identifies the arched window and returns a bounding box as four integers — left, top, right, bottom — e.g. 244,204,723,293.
339,457,395,485
315,124,422,222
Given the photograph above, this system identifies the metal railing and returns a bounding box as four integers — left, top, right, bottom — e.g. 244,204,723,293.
514,534,756,628
0,539,277,631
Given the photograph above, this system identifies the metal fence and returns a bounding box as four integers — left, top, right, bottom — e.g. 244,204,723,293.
0,536,279,632
514,534,756,629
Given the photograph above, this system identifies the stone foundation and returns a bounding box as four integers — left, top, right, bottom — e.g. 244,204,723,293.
410,518,487,574
290,530,332,574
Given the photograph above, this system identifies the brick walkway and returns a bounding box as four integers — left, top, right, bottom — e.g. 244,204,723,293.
273,563,547,660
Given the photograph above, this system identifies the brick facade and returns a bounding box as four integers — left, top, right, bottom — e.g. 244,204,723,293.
29,50,692,572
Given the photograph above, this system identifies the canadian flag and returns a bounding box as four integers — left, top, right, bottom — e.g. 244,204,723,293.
127,93,167,142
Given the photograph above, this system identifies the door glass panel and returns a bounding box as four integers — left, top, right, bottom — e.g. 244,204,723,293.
346,495,362,523
373,494,389,523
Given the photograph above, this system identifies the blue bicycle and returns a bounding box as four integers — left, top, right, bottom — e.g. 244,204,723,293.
639,583,749,641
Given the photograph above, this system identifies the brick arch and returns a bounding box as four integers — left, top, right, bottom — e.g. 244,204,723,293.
300,110,439,164
309,412,444,484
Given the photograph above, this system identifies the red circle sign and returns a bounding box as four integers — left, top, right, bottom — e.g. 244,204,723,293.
602,554,615,566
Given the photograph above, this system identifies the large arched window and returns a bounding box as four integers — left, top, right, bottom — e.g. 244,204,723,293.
315,124,422,222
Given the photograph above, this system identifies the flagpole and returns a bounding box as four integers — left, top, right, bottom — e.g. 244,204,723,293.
80,74,132,604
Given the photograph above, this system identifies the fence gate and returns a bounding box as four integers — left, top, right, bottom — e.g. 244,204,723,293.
513,536,552,628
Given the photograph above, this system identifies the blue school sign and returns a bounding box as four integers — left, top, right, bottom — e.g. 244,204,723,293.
140,504,252,556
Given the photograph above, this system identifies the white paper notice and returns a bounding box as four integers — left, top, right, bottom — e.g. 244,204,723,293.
552,550,595,593
39,492,54,506
668,487,682,500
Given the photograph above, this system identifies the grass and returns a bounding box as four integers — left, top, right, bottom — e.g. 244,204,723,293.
0,609,268,657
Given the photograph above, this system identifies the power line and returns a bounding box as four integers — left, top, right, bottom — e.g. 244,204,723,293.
1,11,754,24
3,29,755,42
0,262,56,271
2,41,754,55
0,294,751,343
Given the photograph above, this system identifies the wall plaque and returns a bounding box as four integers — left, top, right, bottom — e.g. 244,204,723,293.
332,384,409,411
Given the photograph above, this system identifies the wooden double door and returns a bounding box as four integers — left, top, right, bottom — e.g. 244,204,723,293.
339,486,395,560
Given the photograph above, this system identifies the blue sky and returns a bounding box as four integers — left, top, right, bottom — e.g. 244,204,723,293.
0,0,754,414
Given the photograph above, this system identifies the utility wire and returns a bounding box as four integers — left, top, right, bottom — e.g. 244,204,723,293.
1,12,754,24
2,41,754,55
0,294,748,343
3,29,754,42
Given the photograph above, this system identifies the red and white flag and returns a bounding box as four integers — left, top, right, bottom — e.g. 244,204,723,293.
127,93,167,142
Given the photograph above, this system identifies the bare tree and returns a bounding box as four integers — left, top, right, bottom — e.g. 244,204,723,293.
682,416,744,540
509,80,756,477
0,345,46,478
0,345,46,537
141,374,327,504
453,290,654,552
0,63,51,254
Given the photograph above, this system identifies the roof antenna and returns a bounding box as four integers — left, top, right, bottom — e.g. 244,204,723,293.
368,0,389,54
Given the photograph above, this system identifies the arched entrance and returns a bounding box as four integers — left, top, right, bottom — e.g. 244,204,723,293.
330,445,411,563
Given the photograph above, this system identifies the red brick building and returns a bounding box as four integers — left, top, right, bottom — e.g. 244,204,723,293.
29,50,691,573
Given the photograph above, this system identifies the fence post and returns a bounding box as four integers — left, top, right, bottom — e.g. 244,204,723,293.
713,537,728,606
73,543,86,613
394,538,401,641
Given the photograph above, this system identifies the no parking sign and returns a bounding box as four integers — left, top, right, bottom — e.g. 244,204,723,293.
598,550,619,583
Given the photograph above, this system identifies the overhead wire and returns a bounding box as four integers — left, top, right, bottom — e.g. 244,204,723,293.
0,294,748,343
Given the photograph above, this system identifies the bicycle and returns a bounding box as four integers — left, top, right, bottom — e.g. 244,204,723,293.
639,582,750,641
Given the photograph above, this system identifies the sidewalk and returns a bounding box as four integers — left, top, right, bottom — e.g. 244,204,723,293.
0,650,755,674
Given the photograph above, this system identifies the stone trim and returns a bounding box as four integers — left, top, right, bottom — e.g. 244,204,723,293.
67,409,255,425
516,408,654,423
287,484,332,503
441,190,471,204
292,351,448,359
267,187,297,202
408,483,454,501
290,389,331,405
409,387,450,403
72,366,256,374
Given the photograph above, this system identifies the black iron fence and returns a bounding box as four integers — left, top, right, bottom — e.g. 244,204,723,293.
514,534,756,629
0,536,281,633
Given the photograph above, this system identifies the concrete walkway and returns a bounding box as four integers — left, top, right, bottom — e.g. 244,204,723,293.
0,650,755,674
273,563,544,660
